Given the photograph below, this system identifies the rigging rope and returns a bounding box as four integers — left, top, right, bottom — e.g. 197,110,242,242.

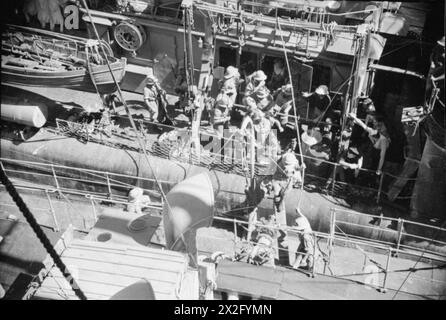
0,167,87,300
392,219,446,300
276,18,305,209
81,0,197,267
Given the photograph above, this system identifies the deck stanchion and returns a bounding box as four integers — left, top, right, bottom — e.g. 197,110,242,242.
45,189,60,232
311,232,317,278
380,248,392,293
233,219,238,243
331,164,337,194
89,197,97,223
105,172,112,199
395,218,403,257
328,209,336,266
51,165,63,198
377,173,384,204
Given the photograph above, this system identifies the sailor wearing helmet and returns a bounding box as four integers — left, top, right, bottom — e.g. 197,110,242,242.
217,66,241,106
251,109,272,146
269,151,305,226
252,86,274,111
222,65,241,86
302,84,331,121
274,84,294,126
275,151,304,187
144,74,161,122
245,70,268,97
212,95,231,137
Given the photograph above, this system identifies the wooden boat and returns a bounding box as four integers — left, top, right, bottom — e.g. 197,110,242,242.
1,25,127,94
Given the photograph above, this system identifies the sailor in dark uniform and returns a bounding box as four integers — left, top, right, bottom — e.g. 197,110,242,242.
267,58,288,91
325,145,363,190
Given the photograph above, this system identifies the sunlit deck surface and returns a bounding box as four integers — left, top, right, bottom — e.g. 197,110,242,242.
1,78,445,300
29,238,197,300
216,260,428,300
1,178,445,300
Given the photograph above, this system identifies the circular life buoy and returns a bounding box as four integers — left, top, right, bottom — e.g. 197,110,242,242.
113,21,145,51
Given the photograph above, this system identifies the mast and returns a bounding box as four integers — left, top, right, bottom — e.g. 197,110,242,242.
185,0,216,159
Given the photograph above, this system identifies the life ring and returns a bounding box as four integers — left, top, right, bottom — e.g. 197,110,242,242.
113,21,146,51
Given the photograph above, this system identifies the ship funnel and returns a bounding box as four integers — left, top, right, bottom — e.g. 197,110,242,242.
163,173,215,268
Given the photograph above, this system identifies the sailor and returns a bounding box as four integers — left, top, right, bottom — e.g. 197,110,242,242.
244,177,272,241
270,152,304,226
244,96,259,116
174,61,188,97
174,61,190,112
127,187,151,214
325,144,363,189
217,81,237,110
320,117,332,137
253,86,274,112
358,97,377,128
307,136,332,177
275,151,304,187
101,93,120,113
212,95,231,138
267,58,287,91
273,84,294,126
183,85,200,119
218,65,241,105
349,113,390,176
250,87,283,132
143,75,161,122
425,36,445,106
292,208,316,270
245,70,268,97
248,215,278,267
302,85,331,121
284,137,298,154
251,109,271,146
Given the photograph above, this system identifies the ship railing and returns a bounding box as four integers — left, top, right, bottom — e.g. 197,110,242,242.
0,170,163,233
0,155,421,225
54,116,418,207
54,117,275,177
212,215,446,295
0,157,171,208
330,208,446,260
296,152,419,206
128,115,419,206
2,159,444,295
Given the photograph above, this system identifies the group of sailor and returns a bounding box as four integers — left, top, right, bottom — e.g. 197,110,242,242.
141,64,300,139
140,64,325,271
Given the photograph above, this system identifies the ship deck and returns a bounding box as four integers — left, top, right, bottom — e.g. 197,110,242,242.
1,178,445,300
1,82,445,300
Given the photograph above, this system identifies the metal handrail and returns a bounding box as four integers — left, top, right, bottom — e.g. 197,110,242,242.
333,207,446,232
55,115,415,189
331,208,446,260
0,157,173,184
212,214,446,293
